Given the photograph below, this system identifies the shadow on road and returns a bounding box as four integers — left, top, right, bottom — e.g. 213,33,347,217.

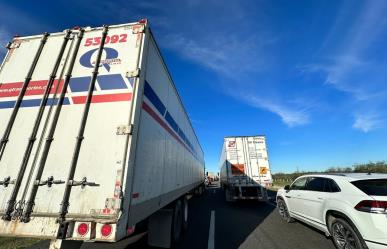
26,185,334,249
213,189,276,249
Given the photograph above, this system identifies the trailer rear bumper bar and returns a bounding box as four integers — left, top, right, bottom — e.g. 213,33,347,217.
225,185,268,201
232,196,267,200
0,215,121,242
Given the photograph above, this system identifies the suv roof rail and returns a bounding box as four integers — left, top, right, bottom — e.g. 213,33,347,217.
304,173,347,176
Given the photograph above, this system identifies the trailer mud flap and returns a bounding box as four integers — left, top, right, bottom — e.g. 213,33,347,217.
148,209,173,248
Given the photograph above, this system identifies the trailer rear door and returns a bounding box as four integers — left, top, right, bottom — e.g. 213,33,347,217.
225,136,272,186
0,23,143,225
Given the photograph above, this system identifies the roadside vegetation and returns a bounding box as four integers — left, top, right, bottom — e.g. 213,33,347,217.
272,161,387,188
0,237,41,249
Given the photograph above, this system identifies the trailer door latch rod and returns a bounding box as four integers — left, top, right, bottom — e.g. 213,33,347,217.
36,176,65,188
68,177,99,189
0,176,15,187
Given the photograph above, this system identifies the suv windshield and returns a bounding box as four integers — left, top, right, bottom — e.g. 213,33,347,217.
351,179,387,196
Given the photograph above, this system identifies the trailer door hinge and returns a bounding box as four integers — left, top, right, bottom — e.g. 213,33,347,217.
6,41,21,50
116,124,133,135
126,68,140,78
0,176,15,187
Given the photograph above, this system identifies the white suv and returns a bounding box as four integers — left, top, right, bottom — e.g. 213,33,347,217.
276,173,387,249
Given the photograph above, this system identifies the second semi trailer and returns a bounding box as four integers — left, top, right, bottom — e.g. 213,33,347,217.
219,136,272,202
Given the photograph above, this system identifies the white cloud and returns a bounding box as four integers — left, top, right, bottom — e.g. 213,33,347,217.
163,34,266,78
304,1,387,97
301,1,387,132
164,33,307,127
243,95,310,127
353,114,383,133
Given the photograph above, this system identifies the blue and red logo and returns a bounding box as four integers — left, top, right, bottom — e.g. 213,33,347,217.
80,47,121,72
0,47,133,109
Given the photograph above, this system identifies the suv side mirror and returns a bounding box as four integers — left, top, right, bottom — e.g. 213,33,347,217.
284,185,290,191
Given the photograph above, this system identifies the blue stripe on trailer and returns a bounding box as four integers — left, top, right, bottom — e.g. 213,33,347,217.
98,74,127,90
0,98,70,109
69,76,92,92
0,101,15,109
144,80,200,160
165,111,179,133
144,81,166,115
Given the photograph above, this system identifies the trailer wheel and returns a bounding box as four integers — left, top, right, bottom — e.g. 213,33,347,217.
225,189,234,202
199,185,204,195
172,200,183,243
182,196,189,231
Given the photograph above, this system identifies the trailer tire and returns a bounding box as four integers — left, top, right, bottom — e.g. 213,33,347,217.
199,185,204,195
194,186,203,196
225,188,234,202
182,196,189,231
172,200,183,243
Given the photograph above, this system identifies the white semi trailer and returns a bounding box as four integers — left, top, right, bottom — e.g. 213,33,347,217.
0,20,205,248
219,136,272,202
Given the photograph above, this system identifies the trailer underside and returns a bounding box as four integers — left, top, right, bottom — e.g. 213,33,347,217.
224,184,268,201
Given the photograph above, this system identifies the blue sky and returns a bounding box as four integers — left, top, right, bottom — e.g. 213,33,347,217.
1,0,387,173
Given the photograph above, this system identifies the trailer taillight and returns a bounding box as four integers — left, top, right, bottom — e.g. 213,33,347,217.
127,225,135,235
138,19,147,24
101,224,112,237
77,223,89,236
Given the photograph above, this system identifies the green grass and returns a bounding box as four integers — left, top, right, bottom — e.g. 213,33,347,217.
0,237,41,249
273,180,292,187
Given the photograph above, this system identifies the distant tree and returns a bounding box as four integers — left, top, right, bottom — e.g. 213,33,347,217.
272,161,387,181
353,161,387,173
325,166,352,173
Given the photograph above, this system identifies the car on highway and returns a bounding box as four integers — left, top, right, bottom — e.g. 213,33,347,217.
276,173,387,249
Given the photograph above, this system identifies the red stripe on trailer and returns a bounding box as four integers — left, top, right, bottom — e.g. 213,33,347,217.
0,80,64,98
132,193,140,198
102,208,111,214
142,102,192,153
72,92,132,104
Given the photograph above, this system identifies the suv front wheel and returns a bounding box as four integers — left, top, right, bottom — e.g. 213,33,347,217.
277,198,294,223
329,217,365,249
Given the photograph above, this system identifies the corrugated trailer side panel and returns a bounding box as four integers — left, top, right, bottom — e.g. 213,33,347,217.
219,141,227,186
128,31,204,225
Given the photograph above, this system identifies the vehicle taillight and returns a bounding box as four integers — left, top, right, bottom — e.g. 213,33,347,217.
101,224,112,237
138,19,147,24
355,200,387,214
127,225,135,235
77,223,89,236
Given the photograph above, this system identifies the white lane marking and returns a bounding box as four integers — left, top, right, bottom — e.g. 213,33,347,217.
208,210,215,249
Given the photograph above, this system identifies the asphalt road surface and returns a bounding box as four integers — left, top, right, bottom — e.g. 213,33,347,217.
30,183,336,249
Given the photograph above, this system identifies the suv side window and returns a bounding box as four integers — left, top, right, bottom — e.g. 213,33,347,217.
324,179,341,192
306,177,325,192
290,177,307,190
